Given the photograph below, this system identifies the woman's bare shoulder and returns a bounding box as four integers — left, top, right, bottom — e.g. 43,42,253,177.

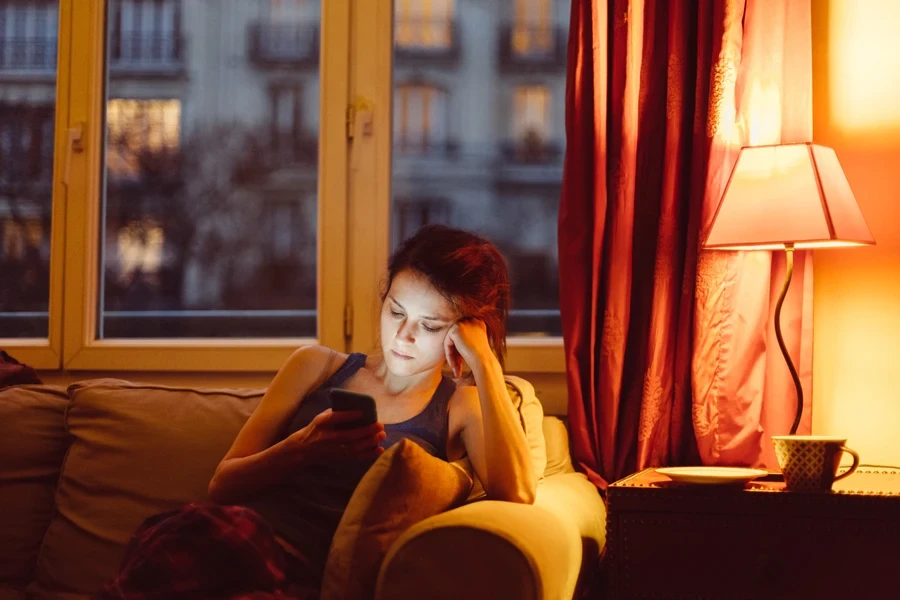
281,344,348,388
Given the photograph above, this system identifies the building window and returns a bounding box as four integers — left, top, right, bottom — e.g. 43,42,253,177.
0,1,59,71
393,197,452,247
395,0,454,49
267,0,315,23
513,85,550,143
395,84,448,153
270,85,302,155
512,0,553,56
255,0,318,63
109,0,182,67
263,202,298,260
0,104,54,185
267,85,315,164
106,98,181,180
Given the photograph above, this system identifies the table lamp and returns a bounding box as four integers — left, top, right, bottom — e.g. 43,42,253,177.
703,142,874,435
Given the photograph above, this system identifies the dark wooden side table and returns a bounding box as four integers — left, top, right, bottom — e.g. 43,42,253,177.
604,467,900,599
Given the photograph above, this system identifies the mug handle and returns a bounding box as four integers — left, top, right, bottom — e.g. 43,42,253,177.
834,446,861,482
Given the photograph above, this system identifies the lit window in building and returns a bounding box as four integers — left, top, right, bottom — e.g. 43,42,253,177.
513,85,550,143
512,0,553,55
106,98,181,179
395,84,448,153
395,0,454,49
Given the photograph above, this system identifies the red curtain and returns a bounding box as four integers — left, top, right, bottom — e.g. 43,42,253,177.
559,0,813,490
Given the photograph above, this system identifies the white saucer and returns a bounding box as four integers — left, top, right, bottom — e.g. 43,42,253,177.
656,466,769,485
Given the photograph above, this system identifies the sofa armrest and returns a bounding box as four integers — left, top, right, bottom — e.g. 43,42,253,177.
375,472,606,600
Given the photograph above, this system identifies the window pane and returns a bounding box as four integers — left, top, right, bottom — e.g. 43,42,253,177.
100,0,320,338
391,0,566,337
0,0,58,338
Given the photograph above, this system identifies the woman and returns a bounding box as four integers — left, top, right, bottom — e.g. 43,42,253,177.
95,225,536,600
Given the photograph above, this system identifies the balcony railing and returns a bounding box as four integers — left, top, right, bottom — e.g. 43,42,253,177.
109,33,185,75
249,23,319,68
500,139,563,164
271,131,318,166
0,38,57,74
394,18,460,65
0,34,185,76
394,139,460,160
498,25,566,72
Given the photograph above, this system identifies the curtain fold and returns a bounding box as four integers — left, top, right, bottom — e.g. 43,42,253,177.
560,0,814,490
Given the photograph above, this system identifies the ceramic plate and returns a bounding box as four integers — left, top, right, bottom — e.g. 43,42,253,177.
656,466,769,485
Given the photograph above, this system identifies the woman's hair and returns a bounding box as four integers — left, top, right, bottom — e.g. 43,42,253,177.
382,224,510,368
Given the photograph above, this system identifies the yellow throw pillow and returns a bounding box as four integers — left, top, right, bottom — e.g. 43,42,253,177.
321,439,473,600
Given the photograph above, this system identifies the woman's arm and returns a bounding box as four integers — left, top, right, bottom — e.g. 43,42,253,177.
446,321,537,504
208,345,334,504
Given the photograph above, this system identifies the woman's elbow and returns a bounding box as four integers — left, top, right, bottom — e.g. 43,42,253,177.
509,488,536,504
207,476,223,504
515,479,538,504
489,478,537,504
207,466,231,504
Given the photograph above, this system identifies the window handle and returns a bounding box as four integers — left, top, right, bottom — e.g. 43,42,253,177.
63,121,84,187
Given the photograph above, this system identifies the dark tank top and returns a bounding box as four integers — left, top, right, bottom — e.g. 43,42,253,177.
243,353,455,574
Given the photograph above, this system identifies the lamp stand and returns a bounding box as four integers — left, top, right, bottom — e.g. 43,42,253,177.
774,243,803,435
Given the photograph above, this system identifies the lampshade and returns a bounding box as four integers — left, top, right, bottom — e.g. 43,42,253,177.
703,143,875,250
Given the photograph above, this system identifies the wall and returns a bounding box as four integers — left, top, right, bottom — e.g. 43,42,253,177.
812,0,900,465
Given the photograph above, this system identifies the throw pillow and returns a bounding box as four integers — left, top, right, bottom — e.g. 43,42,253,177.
320,439,473,600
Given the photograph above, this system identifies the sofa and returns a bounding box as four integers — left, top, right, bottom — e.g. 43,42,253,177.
0,376,606,600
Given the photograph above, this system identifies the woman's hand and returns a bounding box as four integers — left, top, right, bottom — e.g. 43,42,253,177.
444,318,495,379
284,409,386,464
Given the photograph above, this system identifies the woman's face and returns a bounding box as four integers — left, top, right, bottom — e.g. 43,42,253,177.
380,269,459,377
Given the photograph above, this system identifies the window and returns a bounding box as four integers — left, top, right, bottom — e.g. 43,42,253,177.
267,0,314,23
395,84,448,153
108,0,182,71
512,0,553,56
395,0,454,49
0,1,58,71
106,99,181,180
393,197,451,248
97,2,322,341
513,85,550,143
269,84,315,163
387,2,568,343
3,0,566,373
257,0,319,64
0,1,58,342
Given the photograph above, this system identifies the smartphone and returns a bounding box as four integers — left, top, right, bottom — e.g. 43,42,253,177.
329,389,378,430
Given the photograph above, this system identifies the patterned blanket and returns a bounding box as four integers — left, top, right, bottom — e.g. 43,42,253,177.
94,503,321,600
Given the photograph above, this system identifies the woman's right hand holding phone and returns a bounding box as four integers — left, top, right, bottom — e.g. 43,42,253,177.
285,409,385,464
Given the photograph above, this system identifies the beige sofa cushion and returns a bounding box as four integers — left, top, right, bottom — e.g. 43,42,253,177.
0,385,70,588
505,376,548,481
542,416,575,477
322,439,472,600
28,379,263,600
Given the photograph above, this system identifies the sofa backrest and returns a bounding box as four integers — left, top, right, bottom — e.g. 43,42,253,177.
27,379,264,600
0,385,71,589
